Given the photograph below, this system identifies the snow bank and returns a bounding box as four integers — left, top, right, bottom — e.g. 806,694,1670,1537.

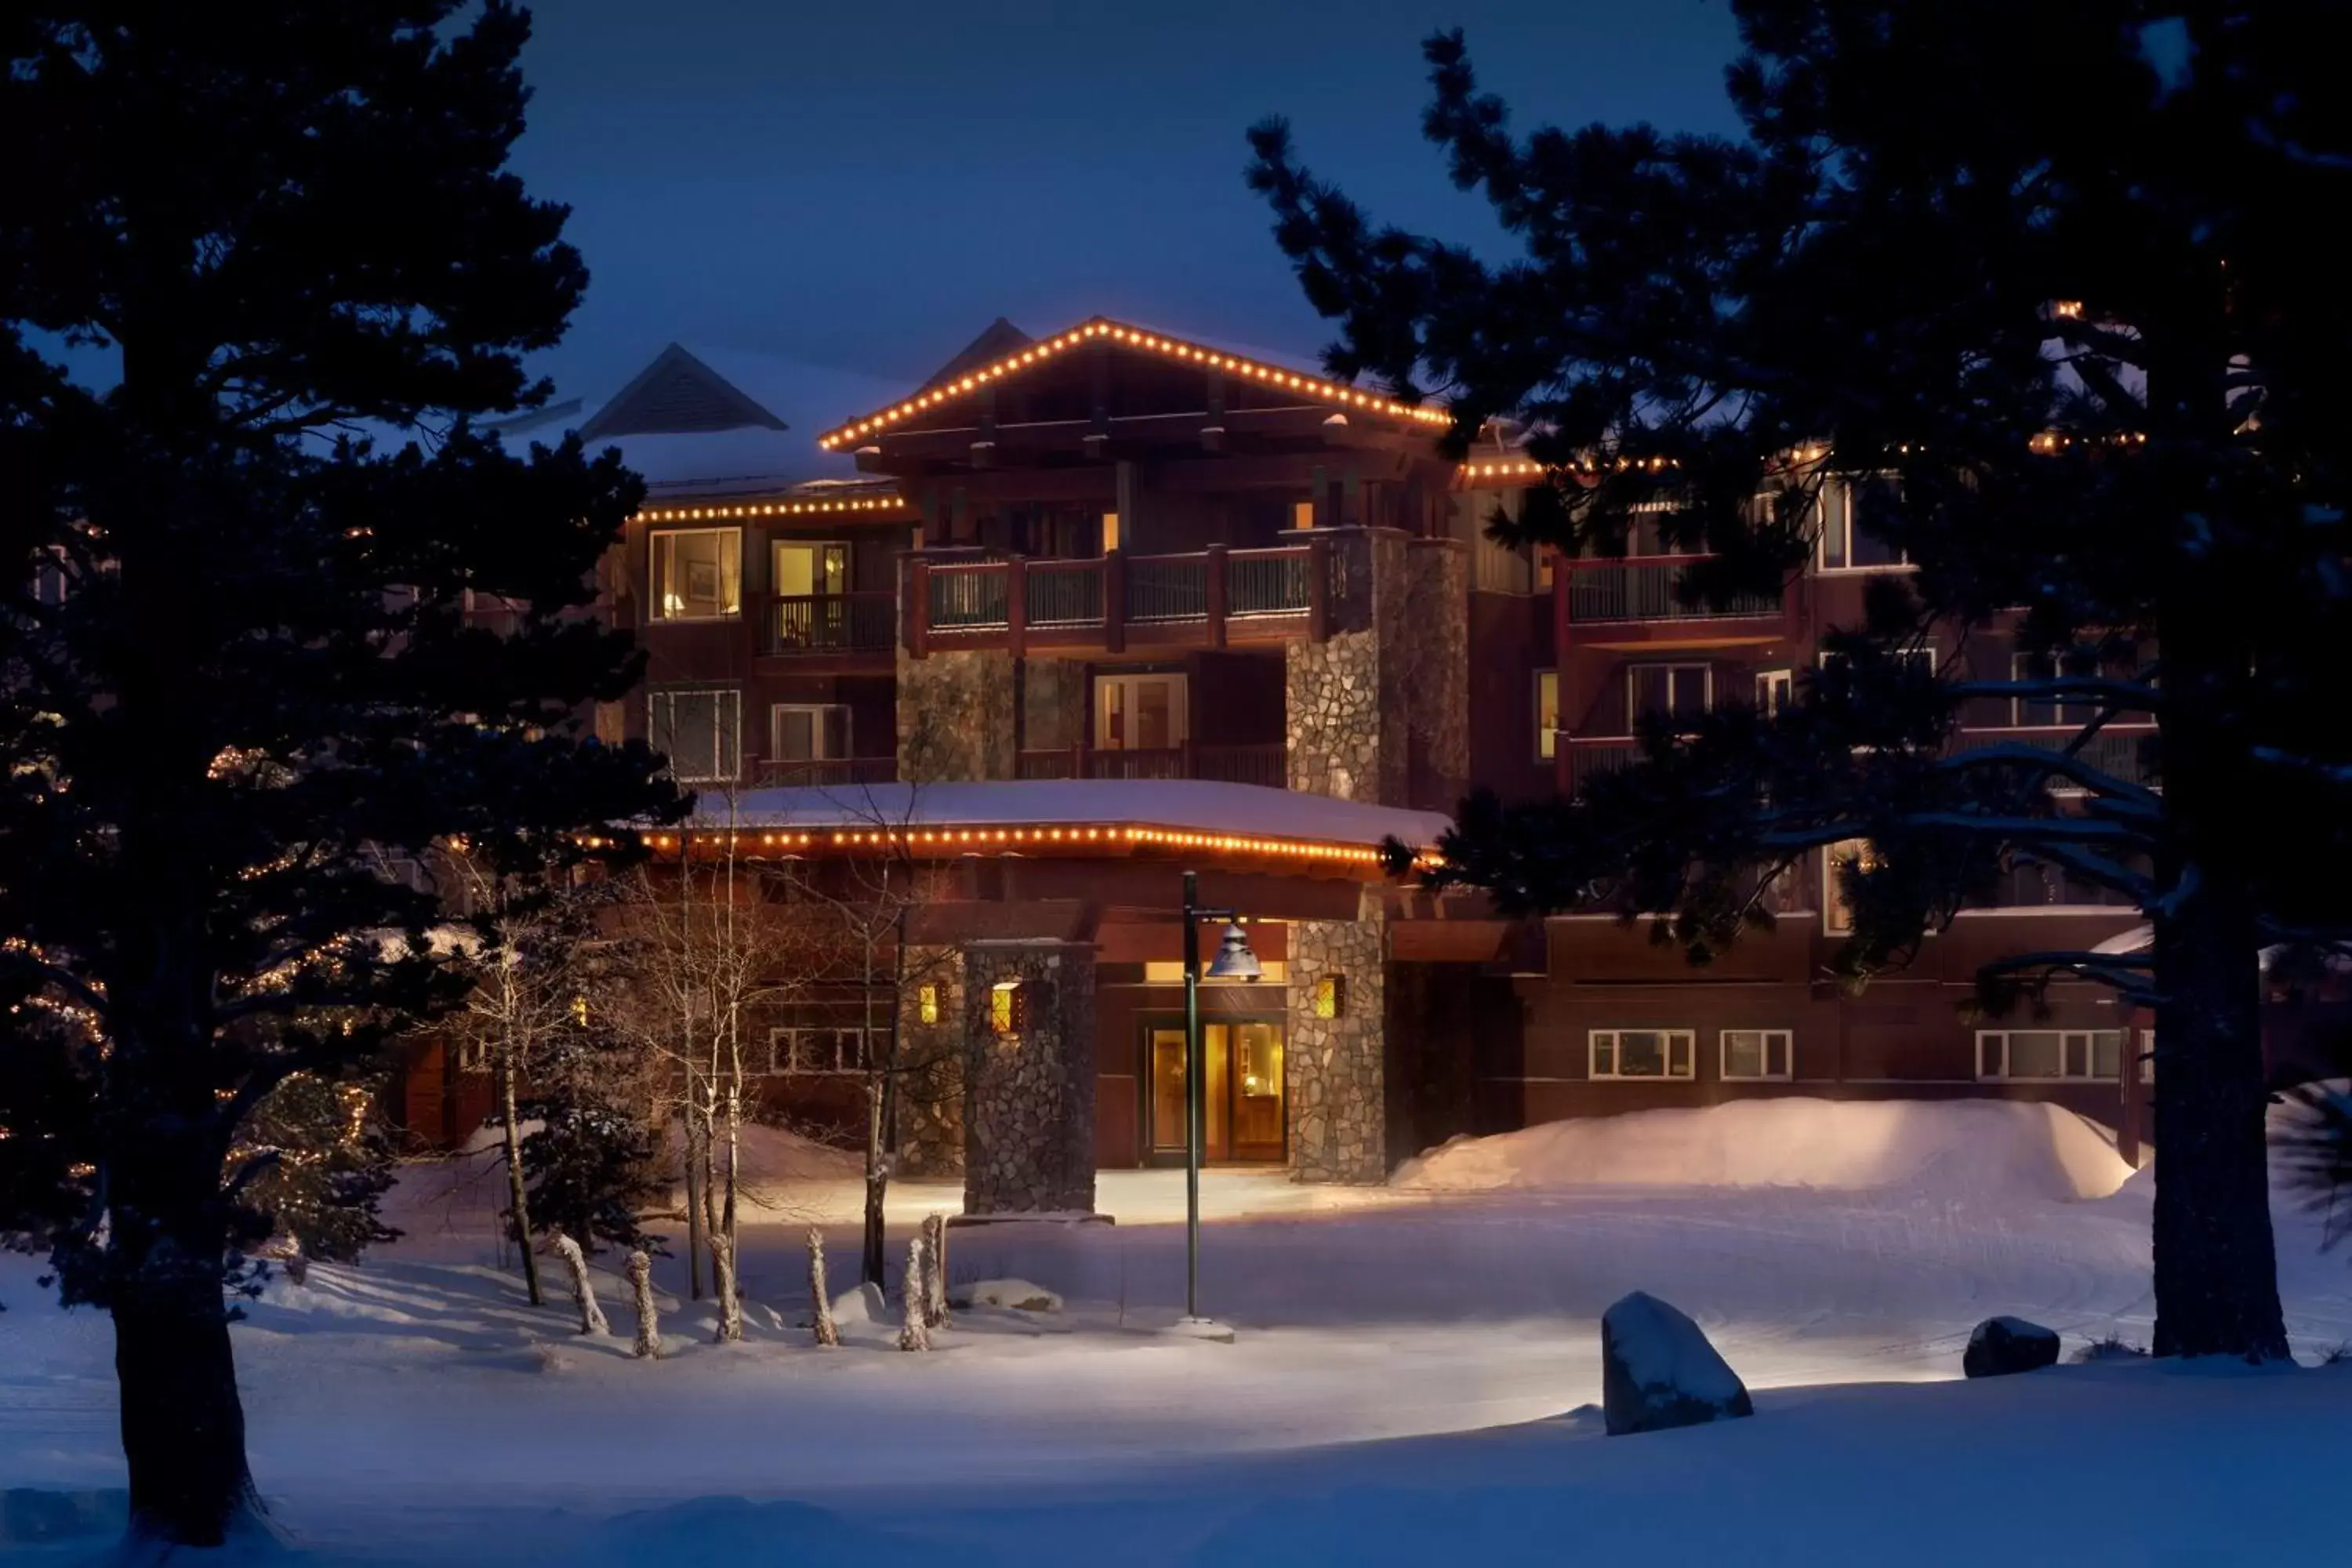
731,1121,862,1186
1394,1098,2134,1203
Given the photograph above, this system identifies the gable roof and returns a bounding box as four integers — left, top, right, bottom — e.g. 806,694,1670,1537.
815,316,1452,452
918,317,1034,394
579,343,787,441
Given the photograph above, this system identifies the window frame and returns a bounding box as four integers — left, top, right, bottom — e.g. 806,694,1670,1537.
767,1025,871,1076
1822,839,1879,936
1755,668,1794,717
647,686,743,784
770,702,852,764
1094,670,1189,752
771,538,850,598
650,526,744,622
1813,477,1914,574
1975,1029,2127,1083
1626,662,1714,728
1588,1029,1697,1081
1719,1028,1794,1083
2009,650,2092,728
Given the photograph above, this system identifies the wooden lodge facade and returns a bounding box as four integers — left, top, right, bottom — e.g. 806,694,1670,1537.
400,314,2186,1204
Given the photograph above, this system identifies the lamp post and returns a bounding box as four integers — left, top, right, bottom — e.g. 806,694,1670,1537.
1181,869,1258,1335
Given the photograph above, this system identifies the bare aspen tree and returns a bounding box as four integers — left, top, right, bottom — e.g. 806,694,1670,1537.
627,1250,660,1359
711,1232,743,1344
549,1229,609,1336
897,1232,931,1352
808,1227,840,1348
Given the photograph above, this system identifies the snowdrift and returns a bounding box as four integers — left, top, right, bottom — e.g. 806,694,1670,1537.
1393,1098,2135,1203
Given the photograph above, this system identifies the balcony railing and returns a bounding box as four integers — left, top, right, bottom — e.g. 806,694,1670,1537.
1566,560,1782,623
752,757,900,789
1951,727,2158,790
1560,734,1643,793
763,591,896,655
909,541,1327,657
1015,742,1287,789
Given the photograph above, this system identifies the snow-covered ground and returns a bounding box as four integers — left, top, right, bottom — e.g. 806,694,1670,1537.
2,1099,2348,1564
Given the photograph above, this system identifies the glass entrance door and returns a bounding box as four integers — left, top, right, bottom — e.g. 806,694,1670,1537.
1146,1019,1285,1164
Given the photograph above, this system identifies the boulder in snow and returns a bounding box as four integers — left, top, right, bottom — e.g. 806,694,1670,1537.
950,1278,1063,1313
1600,1290,1754,1436
1963,1316,2061,1378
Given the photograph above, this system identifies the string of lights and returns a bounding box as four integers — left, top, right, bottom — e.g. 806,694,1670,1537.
590,824,1435,869
817,318,1452,451
636,495,911,524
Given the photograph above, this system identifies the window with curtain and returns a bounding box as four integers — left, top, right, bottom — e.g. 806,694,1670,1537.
651,528,742,620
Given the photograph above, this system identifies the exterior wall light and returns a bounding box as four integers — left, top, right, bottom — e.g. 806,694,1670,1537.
989,980,1026,1036
1313,975,1346,1020
918,983,940,1026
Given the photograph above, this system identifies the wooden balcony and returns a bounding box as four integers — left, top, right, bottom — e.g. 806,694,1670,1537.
909,540,1330,658
750,757,899,788
1559,734,1643,793
1565,558,1784,624
757,591,897,658
1015,742,1287,789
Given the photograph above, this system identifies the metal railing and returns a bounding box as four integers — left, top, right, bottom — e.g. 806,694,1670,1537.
753,757,899,788
1562,735,1643,793
1228,549,1314,616
1024,560,1105,626
766,592,895,655
927,563,1008,628
1125,557,1208,622
1014,742,1287,787
1567,561,1781,622
1951,727,2158,790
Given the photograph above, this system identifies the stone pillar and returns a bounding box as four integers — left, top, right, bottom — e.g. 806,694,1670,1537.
897,648,1016,782
960,940,1098,1215
1284,527,1410,804
894,968,965,1178
1287,887,1388,1184
1020,656,1089,755
1402,539,1470,809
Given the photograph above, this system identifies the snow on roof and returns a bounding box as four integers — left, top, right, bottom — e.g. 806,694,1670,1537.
684,779,1451,848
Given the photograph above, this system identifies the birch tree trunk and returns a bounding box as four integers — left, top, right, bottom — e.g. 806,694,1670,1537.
710,1233,743,1344
921,1213,950,1328
896,1233,931,1352
498,1056,543,1307
808,1227,840,1348
550,1230,609,1336
681,1095,707,1300
627,1250,660,1359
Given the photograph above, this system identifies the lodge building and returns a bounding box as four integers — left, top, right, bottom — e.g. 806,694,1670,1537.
401,315,2168,1205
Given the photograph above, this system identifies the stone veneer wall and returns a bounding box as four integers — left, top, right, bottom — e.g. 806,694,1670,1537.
1285,528,1410,804
1019,656,1089,754
898,648,1015,782
893,967,965,1178
1401,539,1470,809
960,940,1098,1215
1286,886,1388,1184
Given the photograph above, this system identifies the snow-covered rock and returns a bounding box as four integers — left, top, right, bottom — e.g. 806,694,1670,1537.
1964,1316,2062,1378
830,1281,888,1327
1600,1291,1754,1436
950,1279,1063,1313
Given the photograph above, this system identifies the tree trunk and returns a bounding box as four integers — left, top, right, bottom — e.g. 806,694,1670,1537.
499,1058,543,1307
681,1098,707,1300
711,1233,742,1344
2148,568,2289,1361
861,1073,889,1287
2150,868,2289,1359
896,1232,931,1352
808,1227,840,1348
626,1250,660,1358
551,1231,609,1336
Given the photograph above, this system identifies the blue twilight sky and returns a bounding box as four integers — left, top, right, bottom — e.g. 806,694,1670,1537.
509,0,1744,405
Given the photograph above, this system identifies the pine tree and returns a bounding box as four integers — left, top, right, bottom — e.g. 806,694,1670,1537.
0,5,681,1542
1250,2,2352,1360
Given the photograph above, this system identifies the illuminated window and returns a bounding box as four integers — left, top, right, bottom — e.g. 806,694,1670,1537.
1290,499,1316,531
1976,1030,2124,1083
650,528,742,620
917,984,940,1026
1720,1029,1791,1081
1142,960,1287,985
1536,670,1559,760
1589,1029,1695,1080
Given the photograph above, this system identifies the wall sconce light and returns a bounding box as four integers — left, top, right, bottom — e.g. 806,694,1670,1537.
917,984,939,1026
989,980,1027,1036
1313,975,1346,1020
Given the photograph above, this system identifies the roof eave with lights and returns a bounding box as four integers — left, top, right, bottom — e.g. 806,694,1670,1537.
818,318,1453,452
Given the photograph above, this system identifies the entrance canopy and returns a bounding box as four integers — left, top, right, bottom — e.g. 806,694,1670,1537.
673,779,1450,871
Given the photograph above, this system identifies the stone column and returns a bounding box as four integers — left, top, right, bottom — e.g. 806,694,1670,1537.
960,940,1098,1215
1402,538,1470,809
898,648,1017,781
1285,528,1407,804
1286,887,1389,1184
